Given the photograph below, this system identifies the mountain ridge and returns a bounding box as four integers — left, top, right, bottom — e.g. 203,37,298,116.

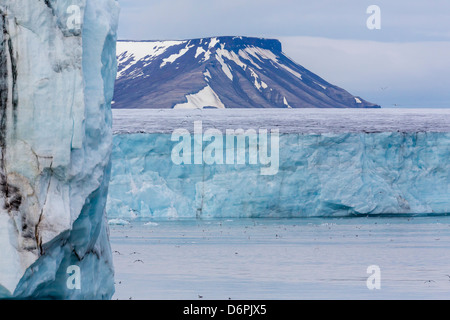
118,36,283,51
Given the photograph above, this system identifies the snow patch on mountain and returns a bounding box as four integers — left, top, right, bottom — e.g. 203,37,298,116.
215,53,234,81
161,44,195,68
209,37,220,48
174,85,225,109
204,69,212,80
195,47,206,59
117,40,185,77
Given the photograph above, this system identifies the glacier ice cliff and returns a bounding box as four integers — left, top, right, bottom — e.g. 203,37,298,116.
0,0,119,299
107,109,450,220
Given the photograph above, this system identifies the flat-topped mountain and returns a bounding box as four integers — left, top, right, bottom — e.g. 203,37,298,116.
113,36,380,109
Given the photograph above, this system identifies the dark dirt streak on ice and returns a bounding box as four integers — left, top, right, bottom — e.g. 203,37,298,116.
0,11,22,216
0,11,39,255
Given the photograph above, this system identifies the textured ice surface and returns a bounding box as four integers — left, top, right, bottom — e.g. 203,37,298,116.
0,0,119,299
108,109,450,220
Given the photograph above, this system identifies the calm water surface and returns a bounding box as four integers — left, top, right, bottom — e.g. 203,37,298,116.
110,216,450,300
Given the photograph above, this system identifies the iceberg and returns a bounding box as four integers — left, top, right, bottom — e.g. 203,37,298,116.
0,0,119,299
107,109,450,220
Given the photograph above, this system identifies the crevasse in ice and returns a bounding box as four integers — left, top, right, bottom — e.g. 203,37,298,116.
0,0,119,299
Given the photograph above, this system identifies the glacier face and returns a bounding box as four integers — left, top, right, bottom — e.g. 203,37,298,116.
0,0,119,299
107,110,450,220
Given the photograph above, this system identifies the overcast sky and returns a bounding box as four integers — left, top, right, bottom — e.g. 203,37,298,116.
117,0,450,108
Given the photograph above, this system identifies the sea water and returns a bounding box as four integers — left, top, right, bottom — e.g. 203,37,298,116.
110,216,450,300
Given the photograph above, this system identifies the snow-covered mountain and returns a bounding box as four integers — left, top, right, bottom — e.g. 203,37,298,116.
114,36,380,109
